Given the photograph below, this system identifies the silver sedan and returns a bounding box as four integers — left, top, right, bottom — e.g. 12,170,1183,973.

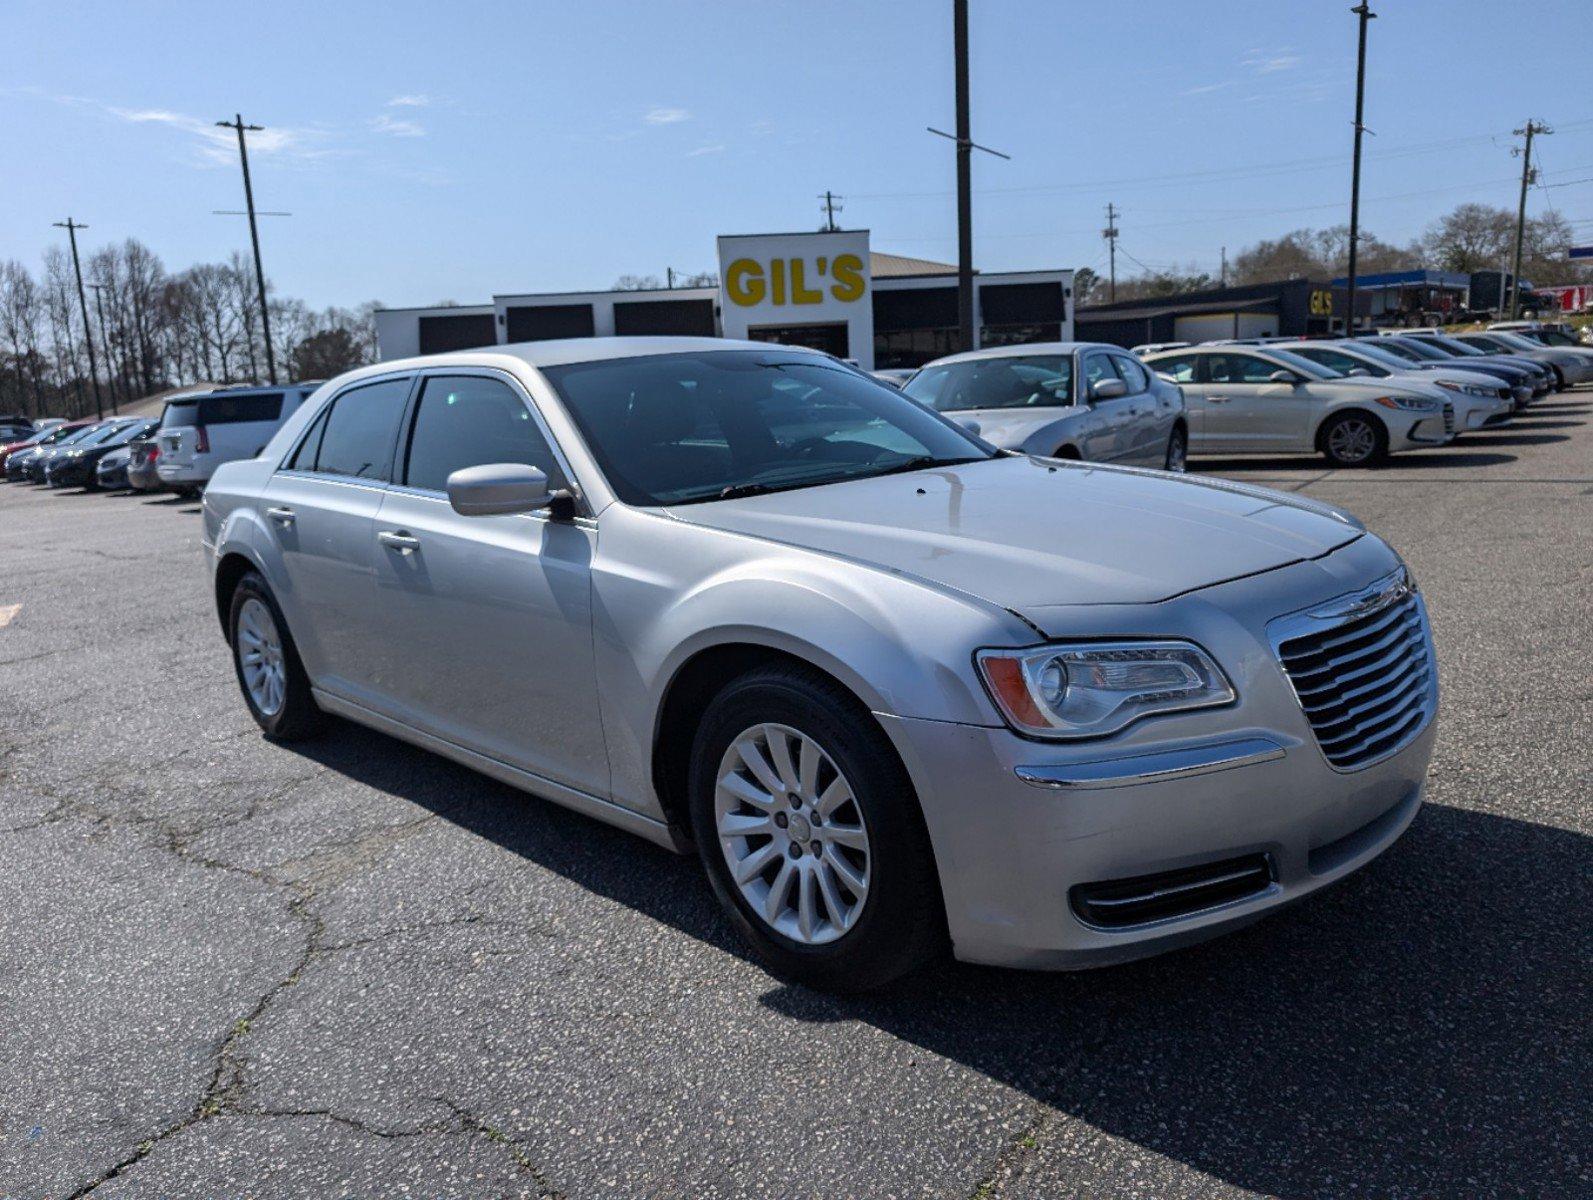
202,337,1436,989
902,343,1188,471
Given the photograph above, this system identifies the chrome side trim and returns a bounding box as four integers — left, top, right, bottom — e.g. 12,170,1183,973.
1015,736,1287,790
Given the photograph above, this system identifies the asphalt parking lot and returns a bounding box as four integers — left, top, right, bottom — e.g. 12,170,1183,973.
2,393,1589,1200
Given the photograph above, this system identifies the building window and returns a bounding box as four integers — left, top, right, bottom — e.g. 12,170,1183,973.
418,313,496,354
613,298,716,336
746,323,850,357
874,327,960,368
980,322,1061,348
505,304,595,342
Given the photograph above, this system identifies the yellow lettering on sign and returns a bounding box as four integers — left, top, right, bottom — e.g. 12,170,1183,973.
830,253,865,303
725,259,766,307
789,259,822,304
770,258,787,306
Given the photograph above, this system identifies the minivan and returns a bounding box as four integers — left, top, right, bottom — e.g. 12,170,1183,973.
155,384,319,496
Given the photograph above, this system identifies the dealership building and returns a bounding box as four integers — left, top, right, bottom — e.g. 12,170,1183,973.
374,229,1074,371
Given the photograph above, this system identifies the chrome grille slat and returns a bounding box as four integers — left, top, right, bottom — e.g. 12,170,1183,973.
1276,582,1434,770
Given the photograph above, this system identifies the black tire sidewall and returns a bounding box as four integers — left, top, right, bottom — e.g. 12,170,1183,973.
687,666,944,990
1322,412,1388,467
228,570,321,741
1165,426,1187,471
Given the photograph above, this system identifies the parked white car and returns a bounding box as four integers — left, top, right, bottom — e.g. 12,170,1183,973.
902,343,1188,470
156,385,318,495
1143,345,1453,466
1272,340,1512,433
202,337,1435,988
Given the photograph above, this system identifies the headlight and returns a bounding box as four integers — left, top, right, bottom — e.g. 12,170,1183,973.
1373,394,1439,412
976,641,1235,739
1434,381,1495,398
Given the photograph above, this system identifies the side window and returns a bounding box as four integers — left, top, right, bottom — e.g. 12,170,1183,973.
1082,353,1118,397
1150,354,1198,383
311,377,411,481
1206,353,1277,384
284,408,328,471
1110,355,1150,393
402,375,564,493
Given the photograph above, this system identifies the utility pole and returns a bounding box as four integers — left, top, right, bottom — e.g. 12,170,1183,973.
1345,2,1376,335
86,283,120,413
1510,119,1551,319
667,267,675,289
1220,245,1228,288
53,218,103,419
1102,204,1120,303
928,0,1008,353
216,113,278,383
818,190,843,232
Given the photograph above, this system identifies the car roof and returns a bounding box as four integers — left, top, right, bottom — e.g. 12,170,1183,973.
918,342,1124,368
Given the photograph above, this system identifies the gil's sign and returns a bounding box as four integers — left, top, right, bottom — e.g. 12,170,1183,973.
717,230,875,365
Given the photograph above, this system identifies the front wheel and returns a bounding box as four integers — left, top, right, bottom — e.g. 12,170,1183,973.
1320,412,1388,468
688,664,945,991
228,571,324,741
1163,425,1188,473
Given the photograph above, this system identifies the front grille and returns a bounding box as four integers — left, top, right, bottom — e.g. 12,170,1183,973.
1071,854,1273,929
1442,402,1455,435
1277,584,1433,770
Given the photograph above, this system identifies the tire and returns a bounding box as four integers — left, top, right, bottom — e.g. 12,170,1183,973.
1163,425,1188,472
1319,411,1388,468
687,663,945,991
227,570,324,741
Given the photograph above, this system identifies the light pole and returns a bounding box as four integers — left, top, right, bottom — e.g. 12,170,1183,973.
1345,3,1376,335
216,114,278,383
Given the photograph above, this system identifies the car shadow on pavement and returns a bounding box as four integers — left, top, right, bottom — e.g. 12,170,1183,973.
1192,448,1518,473
1461,431,1570,448
286,722,1587,1197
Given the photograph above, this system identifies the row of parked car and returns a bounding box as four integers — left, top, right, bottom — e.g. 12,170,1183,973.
0,382,319,497
871,321,1591,469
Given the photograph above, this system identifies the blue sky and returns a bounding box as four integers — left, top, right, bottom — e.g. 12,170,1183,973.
6,0,1591,309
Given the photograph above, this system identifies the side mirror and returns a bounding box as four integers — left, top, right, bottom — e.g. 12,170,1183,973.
446,463,552,516
1268,370,1300,385
1093,378,1129,400
953,417,982,437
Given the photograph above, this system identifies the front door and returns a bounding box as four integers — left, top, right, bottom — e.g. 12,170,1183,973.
368,371,610,800
263,374,412,705
1079,351,1134,461
1199,352,1313,452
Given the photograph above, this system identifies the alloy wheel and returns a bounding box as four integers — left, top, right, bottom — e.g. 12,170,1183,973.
237,597,287,717
1327,417,1377,464
714,723,872,945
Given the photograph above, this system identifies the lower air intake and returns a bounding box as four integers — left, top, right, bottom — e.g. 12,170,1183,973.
1070,854,1274,929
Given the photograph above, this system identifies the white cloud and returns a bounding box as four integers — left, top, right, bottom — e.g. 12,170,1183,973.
108,107,313,163
1179,80,1236,97
387,93,433,108
1242,49,1301,74
687,143,724,157
371,113,425,138
644,106,690,125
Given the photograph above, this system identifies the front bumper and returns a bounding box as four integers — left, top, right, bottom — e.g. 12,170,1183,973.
880,539,1436,970
1391,411,1452,449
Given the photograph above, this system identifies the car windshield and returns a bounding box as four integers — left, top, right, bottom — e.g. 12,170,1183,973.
1536,330,1581,347
1485,331,1541,352
1399,337,1460,360
55,425,104,446
902,355,1074,412
1263,348,1337,380
1341,343,1412,372
542,349,992,507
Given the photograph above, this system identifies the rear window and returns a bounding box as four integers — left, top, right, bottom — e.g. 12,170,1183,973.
199,393,284,425
160,402,198,429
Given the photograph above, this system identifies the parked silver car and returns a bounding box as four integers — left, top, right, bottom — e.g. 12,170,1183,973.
1144,345,1453,466
1450,331,1593,389
902,343,1188,470
1273,340,1513,432
203,338,1436,988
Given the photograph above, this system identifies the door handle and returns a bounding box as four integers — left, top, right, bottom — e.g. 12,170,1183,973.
265,506,296,526
378,530,420,553
1207,395,1230,404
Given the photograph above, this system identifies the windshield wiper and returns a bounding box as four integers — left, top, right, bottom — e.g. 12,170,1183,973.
852,454,987,480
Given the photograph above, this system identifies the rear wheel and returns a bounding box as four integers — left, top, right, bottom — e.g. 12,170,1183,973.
1163,425,1188,472
228,571,324,741
1320,411,1388,467
688,663,945,991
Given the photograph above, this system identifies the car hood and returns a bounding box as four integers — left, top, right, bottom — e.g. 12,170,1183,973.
943,407,1086,451
664,456,1363,614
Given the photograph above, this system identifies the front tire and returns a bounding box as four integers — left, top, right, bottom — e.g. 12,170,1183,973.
1320,411,1388,467
687,663,945,991
228,571,324,741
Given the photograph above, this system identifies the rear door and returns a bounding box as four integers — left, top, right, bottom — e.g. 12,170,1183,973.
262,374,412,706
366,370,610,798
1148,352,1205,443
1107,351,1163,464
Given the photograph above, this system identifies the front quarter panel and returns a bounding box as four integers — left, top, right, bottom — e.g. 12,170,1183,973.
589,503,1032,817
